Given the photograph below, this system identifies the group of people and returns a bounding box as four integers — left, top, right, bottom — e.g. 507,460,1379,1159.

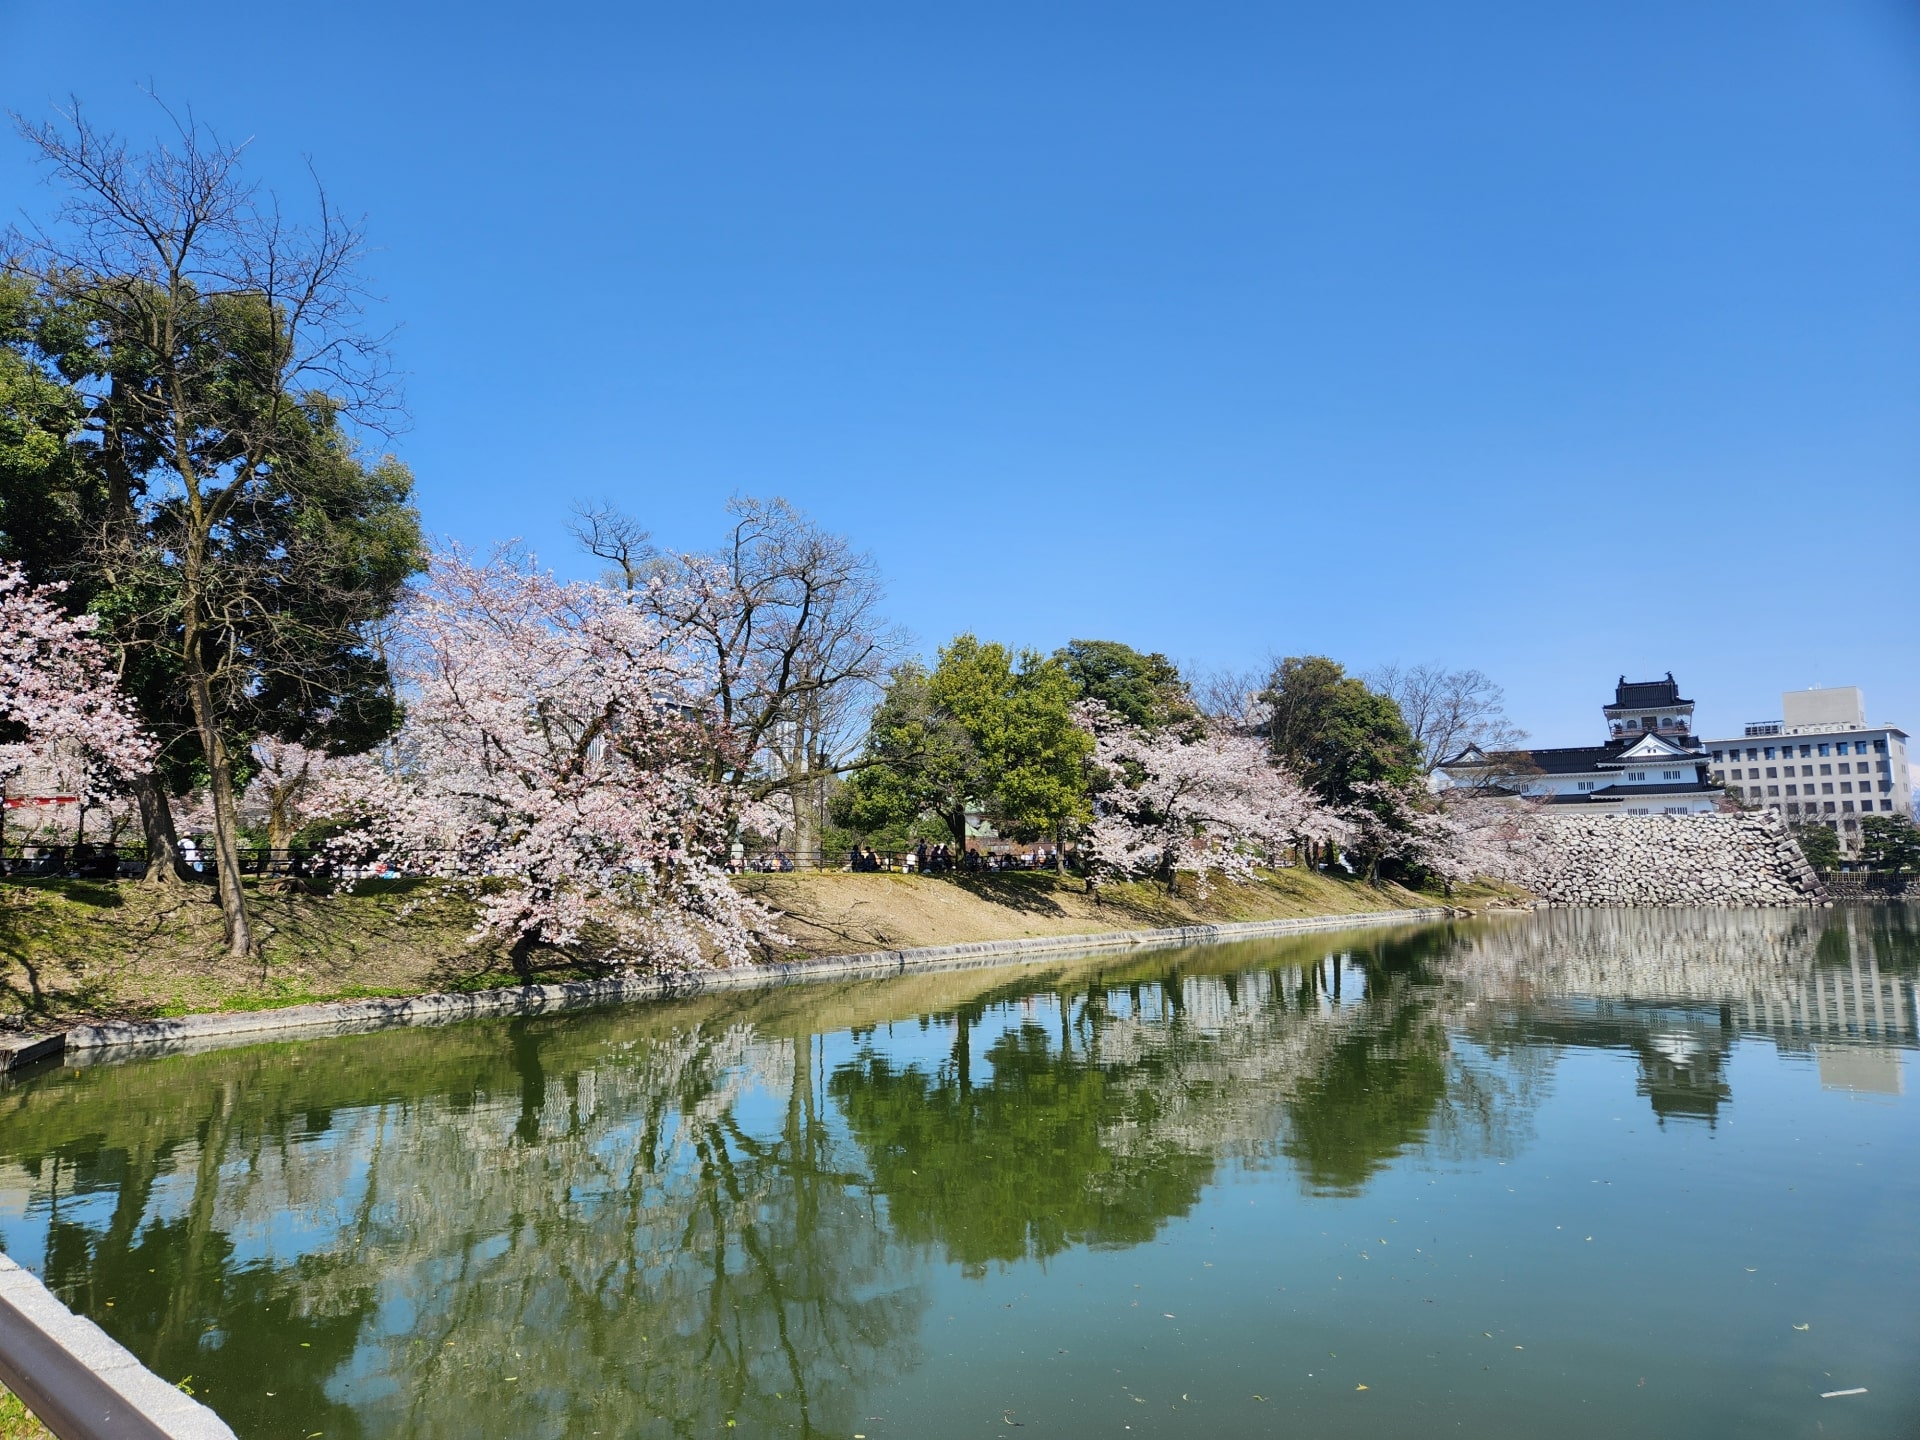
846,841,1066,874
0,840,126,879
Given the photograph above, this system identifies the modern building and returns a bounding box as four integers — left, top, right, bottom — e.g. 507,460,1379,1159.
1442,674,1721,814
1702,687,1910,847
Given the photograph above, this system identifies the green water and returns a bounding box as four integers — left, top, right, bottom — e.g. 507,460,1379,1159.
2,907,1917,1439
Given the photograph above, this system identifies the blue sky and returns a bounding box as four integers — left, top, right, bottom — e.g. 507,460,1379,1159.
3,1,1916,745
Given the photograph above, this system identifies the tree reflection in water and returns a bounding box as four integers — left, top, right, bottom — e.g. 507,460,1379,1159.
0,908,1910,1438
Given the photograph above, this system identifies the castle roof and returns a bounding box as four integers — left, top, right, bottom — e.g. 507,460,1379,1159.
1605,673,1690,711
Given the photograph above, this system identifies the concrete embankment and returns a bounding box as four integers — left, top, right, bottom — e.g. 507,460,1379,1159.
2,906,1450,1071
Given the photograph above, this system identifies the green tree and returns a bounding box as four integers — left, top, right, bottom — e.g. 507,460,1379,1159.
4,106,423,951
1055,638,1196,732
836,636,1091,868
940,637,1091,868
1790,821,1842,872
834,660,980,851
1260,655,1419,804
1858,814,1920,873
1260,656,1422,881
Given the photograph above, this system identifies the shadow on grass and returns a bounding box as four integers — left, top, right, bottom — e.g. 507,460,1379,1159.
0,878,124,908
945,872,1075,918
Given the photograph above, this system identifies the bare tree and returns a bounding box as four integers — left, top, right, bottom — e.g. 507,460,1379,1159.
569,499,655,590
1189,665,1268,733
6,100,403,956
1369,662,1527,774
575,497,901,851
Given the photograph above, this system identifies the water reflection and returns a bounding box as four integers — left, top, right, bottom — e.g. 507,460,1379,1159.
0,906,1914,1439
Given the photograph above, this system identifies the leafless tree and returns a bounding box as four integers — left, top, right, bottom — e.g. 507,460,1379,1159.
1369,662,1528,774
569,499,655,591
1189,665,1268,734
6,99,399,956
574,496,902,851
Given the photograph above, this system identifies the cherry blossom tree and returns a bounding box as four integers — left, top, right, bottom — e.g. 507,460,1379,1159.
316,550,781,970
239,738,339,856
1,561,152,814
1079,703,1335,892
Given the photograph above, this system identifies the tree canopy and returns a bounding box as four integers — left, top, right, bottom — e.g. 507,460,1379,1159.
1260,655,1420,805
1055,638,1196,732
834,634,1092,860
2,104,423,951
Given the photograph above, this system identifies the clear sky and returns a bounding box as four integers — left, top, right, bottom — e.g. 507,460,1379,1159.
3,1,1916,746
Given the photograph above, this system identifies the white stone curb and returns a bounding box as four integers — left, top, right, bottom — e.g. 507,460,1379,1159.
0,1253,237,1439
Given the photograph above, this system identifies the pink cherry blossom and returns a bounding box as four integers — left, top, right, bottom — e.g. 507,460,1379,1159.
1078,702,1337,891
0,560,153,795
315,549,781,968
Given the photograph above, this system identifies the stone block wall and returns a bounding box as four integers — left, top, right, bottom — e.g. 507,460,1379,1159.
1525,811,1827,908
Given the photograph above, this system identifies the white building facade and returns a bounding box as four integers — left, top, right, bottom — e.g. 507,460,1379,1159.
1703,687,1911,848
1443,674,1721,814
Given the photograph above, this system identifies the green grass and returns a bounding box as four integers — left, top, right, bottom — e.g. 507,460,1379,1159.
0,1386,52,1440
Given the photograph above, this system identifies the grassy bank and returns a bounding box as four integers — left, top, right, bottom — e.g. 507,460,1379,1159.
1,868,1523,1030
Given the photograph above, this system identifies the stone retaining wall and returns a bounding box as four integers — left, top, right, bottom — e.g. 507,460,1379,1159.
1526,811,1826,907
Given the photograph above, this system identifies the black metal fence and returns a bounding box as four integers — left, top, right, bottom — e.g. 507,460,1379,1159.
1820,870,1914,899
0,840,333,882
730,847,1078,875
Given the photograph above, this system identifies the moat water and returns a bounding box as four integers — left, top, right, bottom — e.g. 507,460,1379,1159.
1,907,1916,1439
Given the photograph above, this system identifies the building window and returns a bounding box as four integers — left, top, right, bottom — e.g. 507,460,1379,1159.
1822,783,1834,794
1746,748,1759,761
1839,762,1851,775
1883,800,1895,811
1843,800,1855,812
1787,803,1801,814
1874,739,1888,753
1626,719,1639,729
1801,765,1813,776
1820,764,1832,775
1825,802,1837,813
1855,741,1869,754
1768,785,1780,796
1663,770,1683,780
1786,784,1798,796
1841,782,1852,794
1763,746,1775,760
1764,766,1776,778
1818,743,1831,756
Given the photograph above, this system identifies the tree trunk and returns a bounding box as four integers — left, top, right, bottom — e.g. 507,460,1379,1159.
1052,822,1066,876
133,773,194,884
948,805,968,853
266,783,297,857
184,662,253,957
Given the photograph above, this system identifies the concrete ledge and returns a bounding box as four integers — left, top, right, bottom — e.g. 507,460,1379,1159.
8,907,1450,1068
0,1253,236,1439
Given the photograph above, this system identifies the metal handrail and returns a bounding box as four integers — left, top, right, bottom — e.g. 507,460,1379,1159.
0,1292,175,1440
